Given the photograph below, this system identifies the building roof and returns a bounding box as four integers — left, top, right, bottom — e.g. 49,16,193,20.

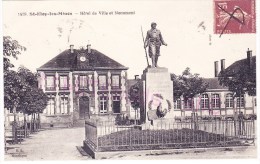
37,48,128,71
203,78,227,90
221,56,256,76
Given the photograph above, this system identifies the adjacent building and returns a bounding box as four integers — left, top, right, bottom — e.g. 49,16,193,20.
173,78,256,118
173,49,256,119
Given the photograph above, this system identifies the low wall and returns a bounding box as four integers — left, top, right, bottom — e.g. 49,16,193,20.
40,114,73,128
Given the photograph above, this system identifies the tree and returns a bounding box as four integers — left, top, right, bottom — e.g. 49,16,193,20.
3,37,48,138
3,36,26,111
171,67,209,101
4,70,26,143
3,36,26,71
17,67,48,132
171,68,208,129
3,36,26,142
3,37,27,120
129,81,141,125
171,67,208,118
4,70,24,112
218,61,256,97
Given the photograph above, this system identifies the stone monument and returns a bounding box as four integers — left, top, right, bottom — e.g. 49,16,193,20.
140,22,175,124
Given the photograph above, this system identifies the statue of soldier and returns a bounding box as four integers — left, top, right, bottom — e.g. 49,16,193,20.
144,22,167,67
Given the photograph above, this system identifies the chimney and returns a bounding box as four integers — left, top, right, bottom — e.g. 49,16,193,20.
87,44,91,54
214,61,219,77
247,48,253,69
70,45,74,53
220,59,225,72
134,75,139,80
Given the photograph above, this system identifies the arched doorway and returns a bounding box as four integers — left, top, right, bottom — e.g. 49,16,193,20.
79,96,90,119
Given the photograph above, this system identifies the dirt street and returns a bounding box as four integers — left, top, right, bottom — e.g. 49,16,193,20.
5,127,90,160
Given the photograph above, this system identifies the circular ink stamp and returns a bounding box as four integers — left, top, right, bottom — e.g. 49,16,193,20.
214,0,256,37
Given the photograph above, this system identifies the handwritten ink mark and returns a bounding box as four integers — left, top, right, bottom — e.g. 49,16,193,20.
217,5,245,37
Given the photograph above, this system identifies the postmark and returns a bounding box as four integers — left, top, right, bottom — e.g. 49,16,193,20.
214,0,256,37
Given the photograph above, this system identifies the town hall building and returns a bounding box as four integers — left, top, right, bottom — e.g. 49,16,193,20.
37,45,129,128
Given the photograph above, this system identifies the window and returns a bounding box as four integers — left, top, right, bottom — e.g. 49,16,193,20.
46,76,55,90
79,75,88,89
225,93,234,108
60,97,68,114
59,76,68,90
201,94,209,109
236,95,245,108
212,94,220,108
111,75,120,88
113,96,121,113
47,97,55,115
175,98,181,109
100,96,107,114
98,75,107,89
184,98,193,109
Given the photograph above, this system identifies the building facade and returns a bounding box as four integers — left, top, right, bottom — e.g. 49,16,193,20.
37,45,128,128
173,78,256,119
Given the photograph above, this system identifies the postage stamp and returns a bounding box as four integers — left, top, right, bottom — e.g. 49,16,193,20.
214,0,256,36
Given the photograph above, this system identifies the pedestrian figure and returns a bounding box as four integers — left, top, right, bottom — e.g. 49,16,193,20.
238,112,245,135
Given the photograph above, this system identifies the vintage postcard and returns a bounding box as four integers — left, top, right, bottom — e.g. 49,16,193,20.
1,0,259,162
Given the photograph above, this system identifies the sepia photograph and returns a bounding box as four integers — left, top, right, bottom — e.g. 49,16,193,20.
1,0,258,162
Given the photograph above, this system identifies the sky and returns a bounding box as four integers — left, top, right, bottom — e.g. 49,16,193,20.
2,0,256,79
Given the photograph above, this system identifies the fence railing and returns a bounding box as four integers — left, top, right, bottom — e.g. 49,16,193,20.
5,119,41,146
85,119,255,152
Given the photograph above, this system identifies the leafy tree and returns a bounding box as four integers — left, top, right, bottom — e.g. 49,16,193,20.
3,37,48,136
16,67,48,132
218,61,256,97
3,37,27,121
17,67,48,115
171,67,209,101
129,80,141,124
3,36,26,71
129,84,141,109
4,70,24,112
4,70,26,142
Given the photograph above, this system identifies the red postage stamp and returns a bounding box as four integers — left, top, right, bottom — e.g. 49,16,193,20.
214,0,256,36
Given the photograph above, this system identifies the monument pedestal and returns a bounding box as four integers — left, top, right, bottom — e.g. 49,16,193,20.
141,67,174,122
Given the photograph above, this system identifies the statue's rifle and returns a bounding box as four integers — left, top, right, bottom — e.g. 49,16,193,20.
141,26,150,67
